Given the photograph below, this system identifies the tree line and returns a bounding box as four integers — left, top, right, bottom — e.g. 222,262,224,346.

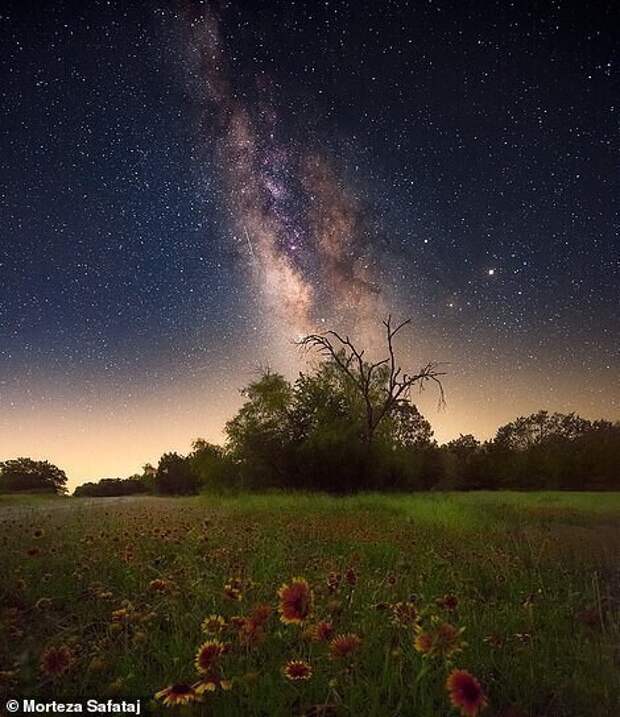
3,407,617,498
2,318,618,495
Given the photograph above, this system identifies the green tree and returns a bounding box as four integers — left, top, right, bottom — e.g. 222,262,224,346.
155,452,199,495
224,371,295,489
224,346,440,492
0,458,68,494
298,315,444,448
189,439,236,491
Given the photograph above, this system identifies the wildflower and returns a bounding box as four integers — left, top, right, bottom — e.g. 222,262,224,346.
195,640,225,674
436,594,459,611
446,669,488,716
40,645,74,678
391,601,418,627
224,578,243,601
193,670,230,694
111,608,132,624
344,568,358,586
329,633,362,660
149,579,170,593
33,528,45,539
277,577,313,625
229,616,246,630
513,632,532,644
414,622,465,659
249,603,272,625
283,659,313,681
35,597,53,611
326,572,341,593
414,630,434,654
202,614,226,634
312,621,335,642
155,683,196,706
238,603,273,646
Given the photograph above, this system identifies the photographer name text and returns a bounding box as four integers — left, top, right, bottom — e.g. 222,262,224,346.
6,700,141,714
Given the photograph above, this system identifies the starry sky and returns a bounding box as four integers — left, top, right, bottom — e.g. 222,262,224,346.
0,0,618,489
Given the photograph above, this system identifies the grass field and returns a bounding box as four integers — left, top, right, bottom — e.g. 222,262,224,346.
1,491,618,716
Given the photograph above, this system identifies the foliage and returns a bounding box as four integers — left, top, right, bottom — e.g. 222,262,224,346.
0,457,68,494
189,440,238,492
223,360,441,492
224,374,620,492
480,413,620,491
155,452,200,495
74,476,150,498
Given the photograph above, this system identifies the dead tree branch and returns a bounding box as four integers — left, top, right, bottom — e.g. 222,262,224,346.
297,315,446,446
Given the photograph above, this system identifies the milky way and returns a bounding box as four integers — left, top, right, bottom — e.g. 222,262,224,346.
186,3,388,343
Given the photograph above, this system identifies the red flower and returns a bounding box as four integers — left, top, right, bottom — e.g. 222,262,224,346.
314,621,335,642
329,633,362,660
277,578,313,625
40,646,74,678
282,659,313,681
194,641,225,674
446,669,488,716
436,594,459,611
344,568,358,586
155,683,196,706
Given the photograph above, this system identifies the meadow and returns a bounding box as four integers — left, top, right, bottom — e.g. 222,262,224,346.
1,491,618,716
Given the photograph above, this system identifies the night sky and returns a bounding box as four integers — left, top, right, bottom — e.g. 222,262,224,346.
1,1,618,488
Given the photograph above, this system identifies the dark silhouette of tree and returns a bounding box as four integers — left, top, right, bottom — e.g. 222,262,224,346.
224,324,443,492
298,315,445,448
494,410,592,451
155,452,199,495
189,439,235,491
488,412,620,490
74,476,149,497
225,371,295,489
446,434,481,455
0,458,68,494
388,402,435,448
441,435,486,489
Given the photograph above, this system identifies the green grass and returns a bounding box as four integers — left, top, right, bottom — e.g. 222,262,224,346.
1,491,618,716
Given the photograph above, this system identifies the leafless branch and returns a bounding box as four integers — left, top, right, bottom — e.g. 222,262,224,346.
297,316,446,445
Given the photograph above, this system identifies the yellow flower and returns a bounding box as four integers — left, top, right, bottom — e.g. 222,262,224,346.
202,614,226,634
155,684,196,706
414,622,465,658
282,659,313,681
194,640,225,674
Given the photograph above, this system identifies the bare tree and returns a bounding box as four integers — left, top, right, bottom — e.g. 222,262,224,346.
297,315,445,447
